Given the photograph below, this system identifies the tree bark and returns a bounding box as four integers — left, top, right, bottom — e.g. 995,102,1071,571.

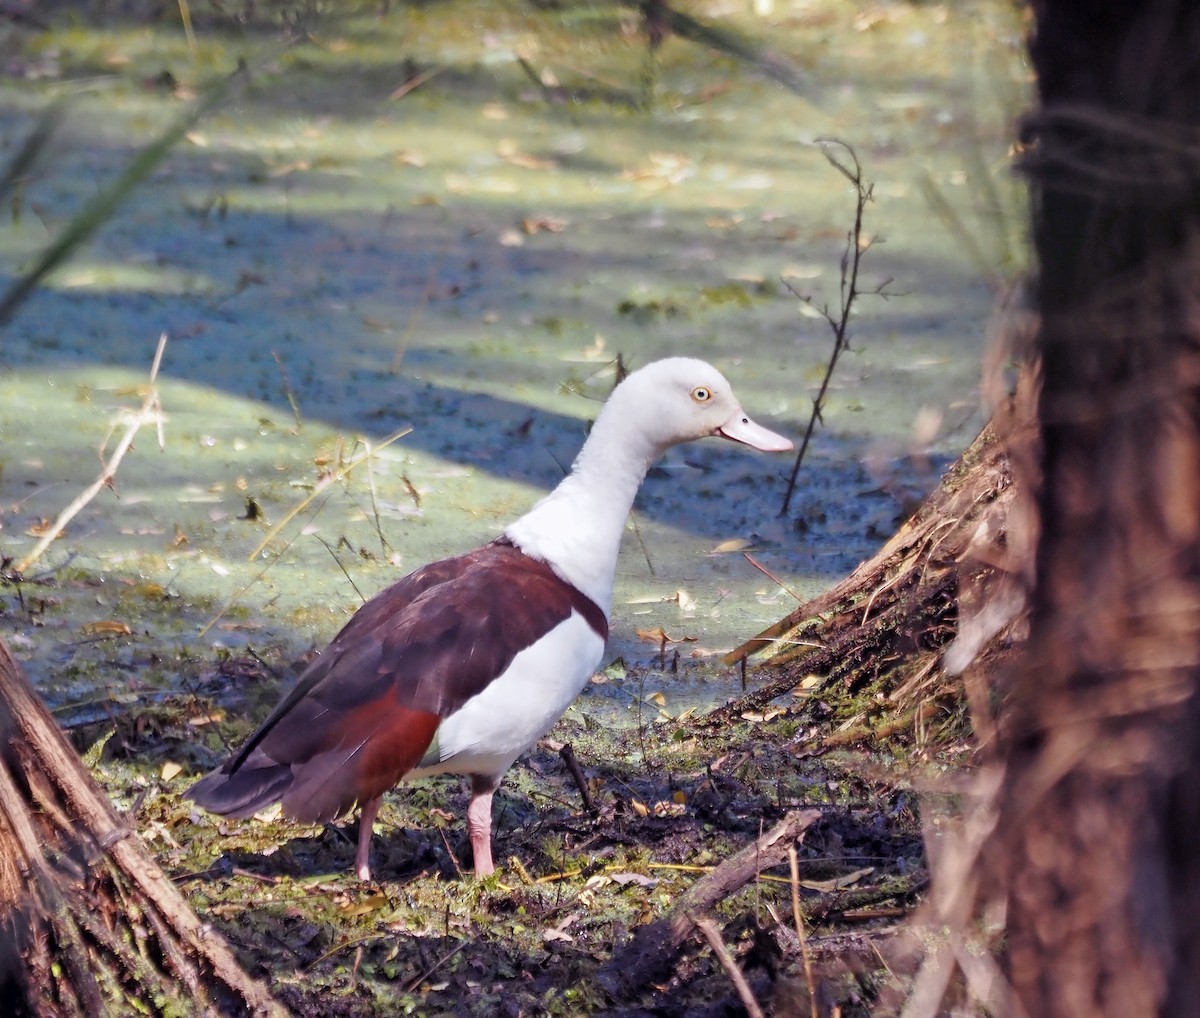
0,636,285,1017
990,1,1200,1013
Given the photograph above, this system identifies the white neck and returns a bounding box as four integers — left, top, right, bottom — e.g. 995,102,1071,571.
503,398,666,617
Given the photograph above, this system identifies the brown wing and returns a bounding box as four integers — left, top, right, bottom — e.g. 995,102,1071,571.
188,540,606,824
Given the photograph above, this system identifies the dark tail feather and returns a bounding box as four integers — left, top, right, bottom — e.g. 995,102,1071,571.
187,762,294,820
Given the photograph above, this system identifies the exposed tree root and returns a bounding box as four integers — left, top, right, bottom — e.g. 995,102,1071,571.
708,422,1020,749
0,637,285,1018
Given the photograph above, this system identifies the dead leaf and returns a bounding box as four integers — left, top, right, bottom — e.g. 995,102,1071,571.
187,710,225,727
160,761,183,782
521,215,568,234
81,621,133,637
504,151,557,171
609,872,659,888
634,626,697,645
630,798,649,817
800,866,875,893
740,706,785,723
543,913,579,942
710,538,751,554
268,160,311,178
339,892,388,917
622,152,693,186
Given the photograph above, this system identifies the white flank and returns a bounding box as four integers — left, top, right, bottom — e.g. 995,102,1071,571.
411,611,605,781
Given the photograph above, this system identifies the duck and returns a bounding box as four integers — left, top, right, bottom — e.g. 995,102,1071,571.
187,357,792,879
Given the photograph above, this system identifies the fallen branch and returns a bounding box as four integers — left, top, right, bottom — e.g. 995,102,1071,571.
13,334,168,576
598,808,822,999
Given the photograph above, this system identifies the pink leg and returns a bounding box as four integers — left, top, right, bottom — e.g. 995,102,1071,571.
355,797,381,880
466,777,499,876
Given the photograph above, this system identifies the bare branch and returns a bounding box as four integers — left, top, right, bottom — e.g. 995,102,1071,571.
13,334,168,576
780,139,889,515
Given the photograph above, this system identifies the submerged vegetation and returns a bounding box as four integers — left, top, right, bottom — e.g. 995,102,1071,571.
0,0,1027,1012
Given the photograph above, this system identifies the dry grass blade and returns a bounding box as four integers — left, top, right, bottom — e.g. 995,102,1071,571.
789,845,819,1018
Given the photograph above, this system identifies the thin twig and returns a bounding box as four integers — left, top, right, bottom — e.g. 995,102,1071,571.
199,512,315,638
0,65,248,325
780,139,891,516
14,335,168,575
388,64,444,101
693,917,766,1018
742,551,804,601
0,98,65,207
312,535,367,605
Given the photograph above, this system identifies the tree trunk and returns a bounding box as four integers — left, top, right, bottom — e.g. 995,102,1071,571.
991,1,1200,1013
0,636,285,1017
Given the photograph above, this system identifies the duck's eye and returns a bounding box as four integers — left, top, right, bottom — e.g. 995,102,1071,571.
691,386,712,403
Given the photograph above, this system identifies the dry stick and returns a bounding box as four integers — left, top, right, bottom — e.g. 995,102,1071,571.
198,522,311,639
789,844,820,1018
558,743,595,811
780,139,890,517
743,551,804,601
694,917,766,1018
14,334,167,576
388,64,445,102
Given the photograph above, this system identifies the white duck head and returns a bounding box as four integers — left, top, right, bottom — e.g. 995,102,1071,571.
591,357,793,460
504,357,792,611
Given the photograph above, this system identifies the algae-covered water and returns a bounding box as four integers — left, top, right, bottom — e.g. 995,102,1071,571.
0,0,1027,723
